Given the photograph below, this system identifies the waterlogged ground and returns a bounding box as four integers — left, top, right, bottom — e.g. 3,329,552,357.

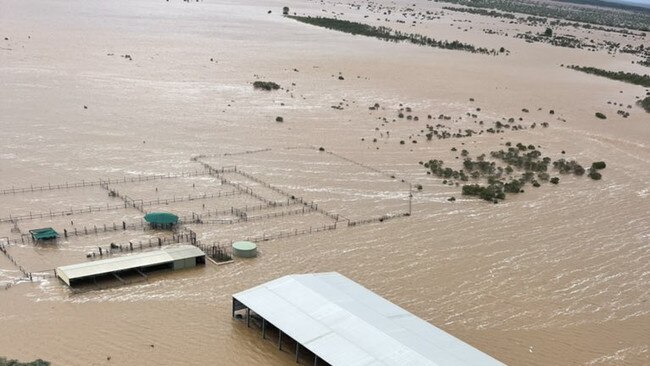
1,0,649,365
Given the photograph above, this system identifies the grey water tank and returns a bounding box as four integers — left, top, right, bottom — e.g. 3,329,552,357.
232,241,257,258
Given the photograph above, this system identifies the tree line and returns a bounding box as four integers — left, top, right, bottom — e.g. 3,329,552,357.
566,65,650,88
287,16,506,55
439,0,650,32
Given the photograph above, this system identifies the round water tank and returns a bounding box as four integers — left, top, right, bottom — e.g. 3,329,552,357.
232,241,257,258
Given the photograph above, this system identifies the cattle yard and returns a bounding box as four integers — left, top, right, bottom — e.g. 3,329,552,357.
0,147,411,289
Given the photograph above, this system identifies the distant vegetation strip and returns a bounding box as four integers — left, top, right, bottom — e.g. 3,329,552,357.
438,0,650,32
444,5,644,37
287,15,506,55
566,65,650,88
442,6,545,23
554,0,650,14
0,357,49,366
443,6,516,19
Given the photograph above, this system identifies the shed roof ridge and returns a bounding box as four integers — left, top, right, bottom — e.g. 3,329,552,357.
289,274,441,366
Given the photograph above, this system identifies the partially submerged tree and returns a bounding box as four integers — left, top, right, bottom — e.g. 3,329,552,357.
639,96,650,113
253,81,280,91
591,161,606,170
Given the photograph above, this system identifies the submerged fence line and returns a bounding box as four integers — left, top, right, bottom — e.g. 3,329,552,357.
139,190,243,210
198,160,344,223
105,185,243,214
198,206,319,225
194,201,299,221
0,170,210,196
233,170,295,199
1,202,132,224
185,223,338,253
1,208,408,247
324,150,415,188
1,189,244,224
0,242,32,290
198,145,411,186
190,148,272,161
195,150,411,221
198,163,285,207
1,203,315,244
202,223,339,248
238,213,405,245
74,232,196,261
187,213,409,252
229,169,340,220
347,212,410,226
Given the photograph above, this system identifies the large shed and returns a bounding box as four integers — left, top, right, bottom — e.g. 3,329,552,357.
56,245,205,287
232,272,504,366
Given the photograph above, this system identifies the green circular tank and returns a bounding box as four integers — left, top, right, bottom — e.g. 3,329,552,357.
232,241,257,258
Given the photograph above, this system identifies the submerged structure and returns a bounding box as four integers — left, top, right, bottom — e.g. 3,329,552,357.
55,245,205,287
29,227,59,241
232,272,504,366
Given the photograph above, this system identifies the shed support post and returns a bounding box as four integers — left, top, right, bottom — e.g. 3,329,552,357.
232,298,235,318
295,343,300,363
278,330,283,351
262,318,266,339
246,308,250,328
314,355,318,366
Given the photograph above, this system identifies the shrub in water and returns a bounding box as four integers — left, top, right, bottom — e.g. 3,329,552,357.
588,170,602,180
253,81,280,91
591,161,606,170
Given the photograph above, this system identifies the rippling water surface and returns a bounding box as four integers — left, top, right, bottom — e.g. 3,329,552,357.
1,0,649,364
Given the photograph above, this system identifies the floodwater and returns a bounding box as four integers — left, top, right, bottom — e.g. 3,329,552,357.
1,0,649,365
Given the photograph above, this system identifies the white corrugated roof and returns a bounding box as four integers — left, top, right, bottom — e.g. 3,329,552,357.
233,272,505,366
56,245,204,281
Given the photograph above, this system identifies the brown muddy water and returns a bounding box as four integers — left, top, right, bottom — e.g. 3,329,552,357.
1,0,649,365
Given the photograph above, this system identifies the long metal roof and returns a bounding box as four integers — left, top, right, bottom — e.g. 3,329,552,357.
56,245,204,285
233,272,504,366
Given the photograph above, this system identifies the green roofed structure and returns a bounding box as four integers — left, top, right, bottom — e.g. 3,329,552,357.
29,227,59,241
144,212,178,229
